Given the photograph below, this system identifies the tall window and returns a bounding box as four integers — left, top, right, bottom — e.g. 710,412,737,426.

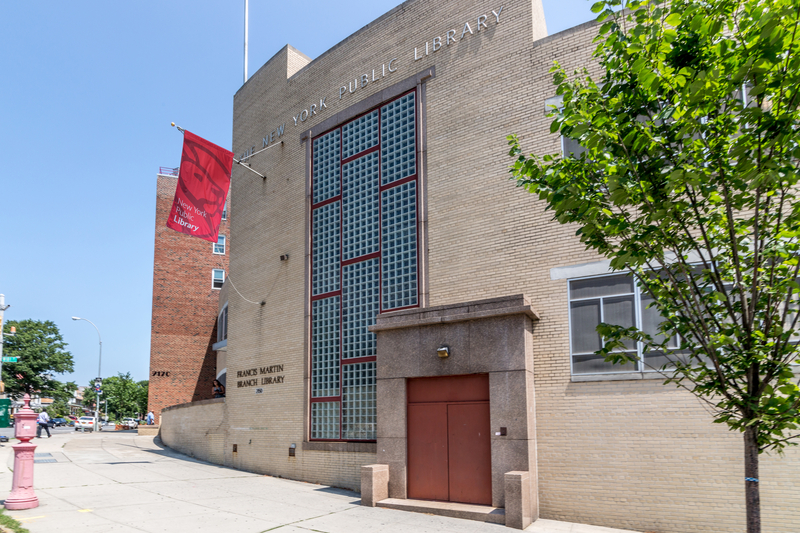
222,206,227,220
569,273,679,374
310,90,419,441
217,304,228,342
214,235,226,255
212,269,225,290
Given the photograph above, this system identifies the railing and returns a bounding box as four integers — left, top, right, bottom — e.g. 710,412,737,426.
159,166,179,176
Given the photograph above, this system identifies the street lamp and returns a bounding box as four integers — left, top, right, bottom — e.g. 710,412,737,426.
1,294,11,400
71,317,102,431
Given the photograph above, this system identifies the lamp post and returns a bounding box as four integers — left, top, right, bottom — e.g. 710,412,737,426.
71,317,102,431
0,294,10,397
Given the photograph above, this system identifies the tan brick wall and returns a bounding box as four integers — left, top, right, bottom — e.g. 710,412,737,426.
160,399,227,465
160,0,800,530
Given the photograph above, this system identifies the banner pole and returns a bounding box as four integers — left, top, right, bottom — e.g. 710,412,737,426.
241,140,283,160
171,122,266,179
232,158,267,179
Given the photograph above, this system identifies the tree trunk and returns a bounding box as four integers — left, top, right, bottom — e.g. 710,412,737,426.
744,426,761,533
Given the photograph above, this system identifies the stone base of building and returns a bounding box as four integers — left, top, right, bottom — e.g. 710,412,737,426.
137,425,160,436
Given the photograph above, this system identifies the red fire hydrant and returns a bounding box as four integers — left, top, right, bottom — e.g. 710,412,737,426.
5,394,39,510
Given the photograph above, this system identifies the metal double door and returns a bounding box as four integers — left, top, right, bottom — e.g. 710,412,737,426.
407,374,492,505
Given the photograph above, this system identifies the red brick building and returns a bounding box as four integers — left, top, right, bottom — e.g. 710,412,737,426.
148,170,229,424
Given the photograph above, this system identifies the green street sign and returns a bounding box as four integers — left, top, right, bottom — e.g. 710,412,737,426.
1,357,18,363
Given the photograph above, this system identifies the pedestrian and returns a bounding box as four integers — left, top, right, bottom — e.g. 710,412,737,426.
212,379,226,398
36,410,51,438
146,411,154,425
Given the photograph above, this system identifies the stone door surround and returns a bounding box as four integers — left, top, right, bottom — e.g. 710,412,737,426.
369,294,539,518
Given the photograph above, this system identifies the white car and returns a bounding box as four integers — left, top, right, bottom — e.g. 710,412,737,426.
121,418,138,429
75,417,96,432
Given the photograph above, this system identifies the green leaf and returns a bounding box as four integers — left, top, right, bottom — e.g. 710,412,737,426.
664,13,682,27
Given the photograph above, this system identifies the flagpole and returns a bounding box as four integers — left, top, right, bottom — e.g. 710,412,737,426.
244,0,249,84
171,122,267,179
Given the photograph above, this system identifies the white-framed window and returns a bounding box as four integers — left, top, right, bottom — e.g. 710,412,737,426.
544,96,587,159
213,235,226,255
561,136,587,158
212,269,225,290
217,303,228,342
222,205,227,220
569,272,679,375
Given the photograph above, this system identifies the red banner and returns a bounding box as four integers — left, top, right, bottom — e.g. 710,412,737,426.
167,131,233,242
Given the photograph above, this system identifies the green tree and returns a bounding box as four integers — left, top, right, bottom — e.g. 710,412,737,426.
46,399,69,418
88,373,148,421
136,380,149,417
2,320,74,397
508,1,800,532
45,381,77,418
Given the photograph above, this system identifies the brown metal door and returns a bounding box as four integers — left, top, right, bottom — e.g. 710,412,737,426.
407,374,491,504
447,402,492,505
407,403,449,501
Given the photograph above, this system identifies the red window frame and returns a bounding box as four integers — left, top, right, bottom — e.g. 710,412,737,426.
309,89,421,441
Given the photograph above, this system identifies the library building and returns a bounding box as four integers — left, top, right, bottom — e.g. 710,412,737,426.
156,0,800,531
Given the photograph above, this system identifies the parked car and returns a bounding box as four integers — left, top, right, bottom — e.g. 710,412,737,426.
75,416,96,432
51,417,68,427
121,418,138,429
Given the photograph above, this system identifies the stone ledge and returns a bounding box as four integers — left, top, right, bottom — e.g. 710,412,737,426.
370,305,538,332
302,441,377,453
161,397,225,413
370,295,539,332
377,498,505,524
137,426,160,436
571,372,672,382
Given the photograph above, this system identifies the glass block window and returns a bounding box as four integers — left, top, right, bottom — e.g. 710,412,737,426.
569,273,680,375
310,90,420,440
342,110,379,160
342,258,379,359
312,201,340,296
312,296,340,397
313,130,341,204
342,152,380,261
342,362,376,440
311,402,340,440
381,93,416,185
381,180,418,310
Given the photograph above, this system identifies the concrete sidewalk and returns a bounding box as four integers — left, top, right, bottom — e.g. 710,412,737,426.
0,431,639,533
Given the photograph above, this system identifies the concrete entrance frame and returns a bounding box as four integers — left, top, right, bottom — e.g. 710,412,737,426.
367,294,539,525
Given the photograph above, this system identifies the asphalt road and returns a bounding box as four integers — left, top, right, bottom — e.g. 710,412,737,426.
0,423,119,439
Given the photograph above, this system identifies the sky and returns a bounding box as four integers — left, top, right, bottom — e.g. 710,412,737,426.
0,0,597,388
